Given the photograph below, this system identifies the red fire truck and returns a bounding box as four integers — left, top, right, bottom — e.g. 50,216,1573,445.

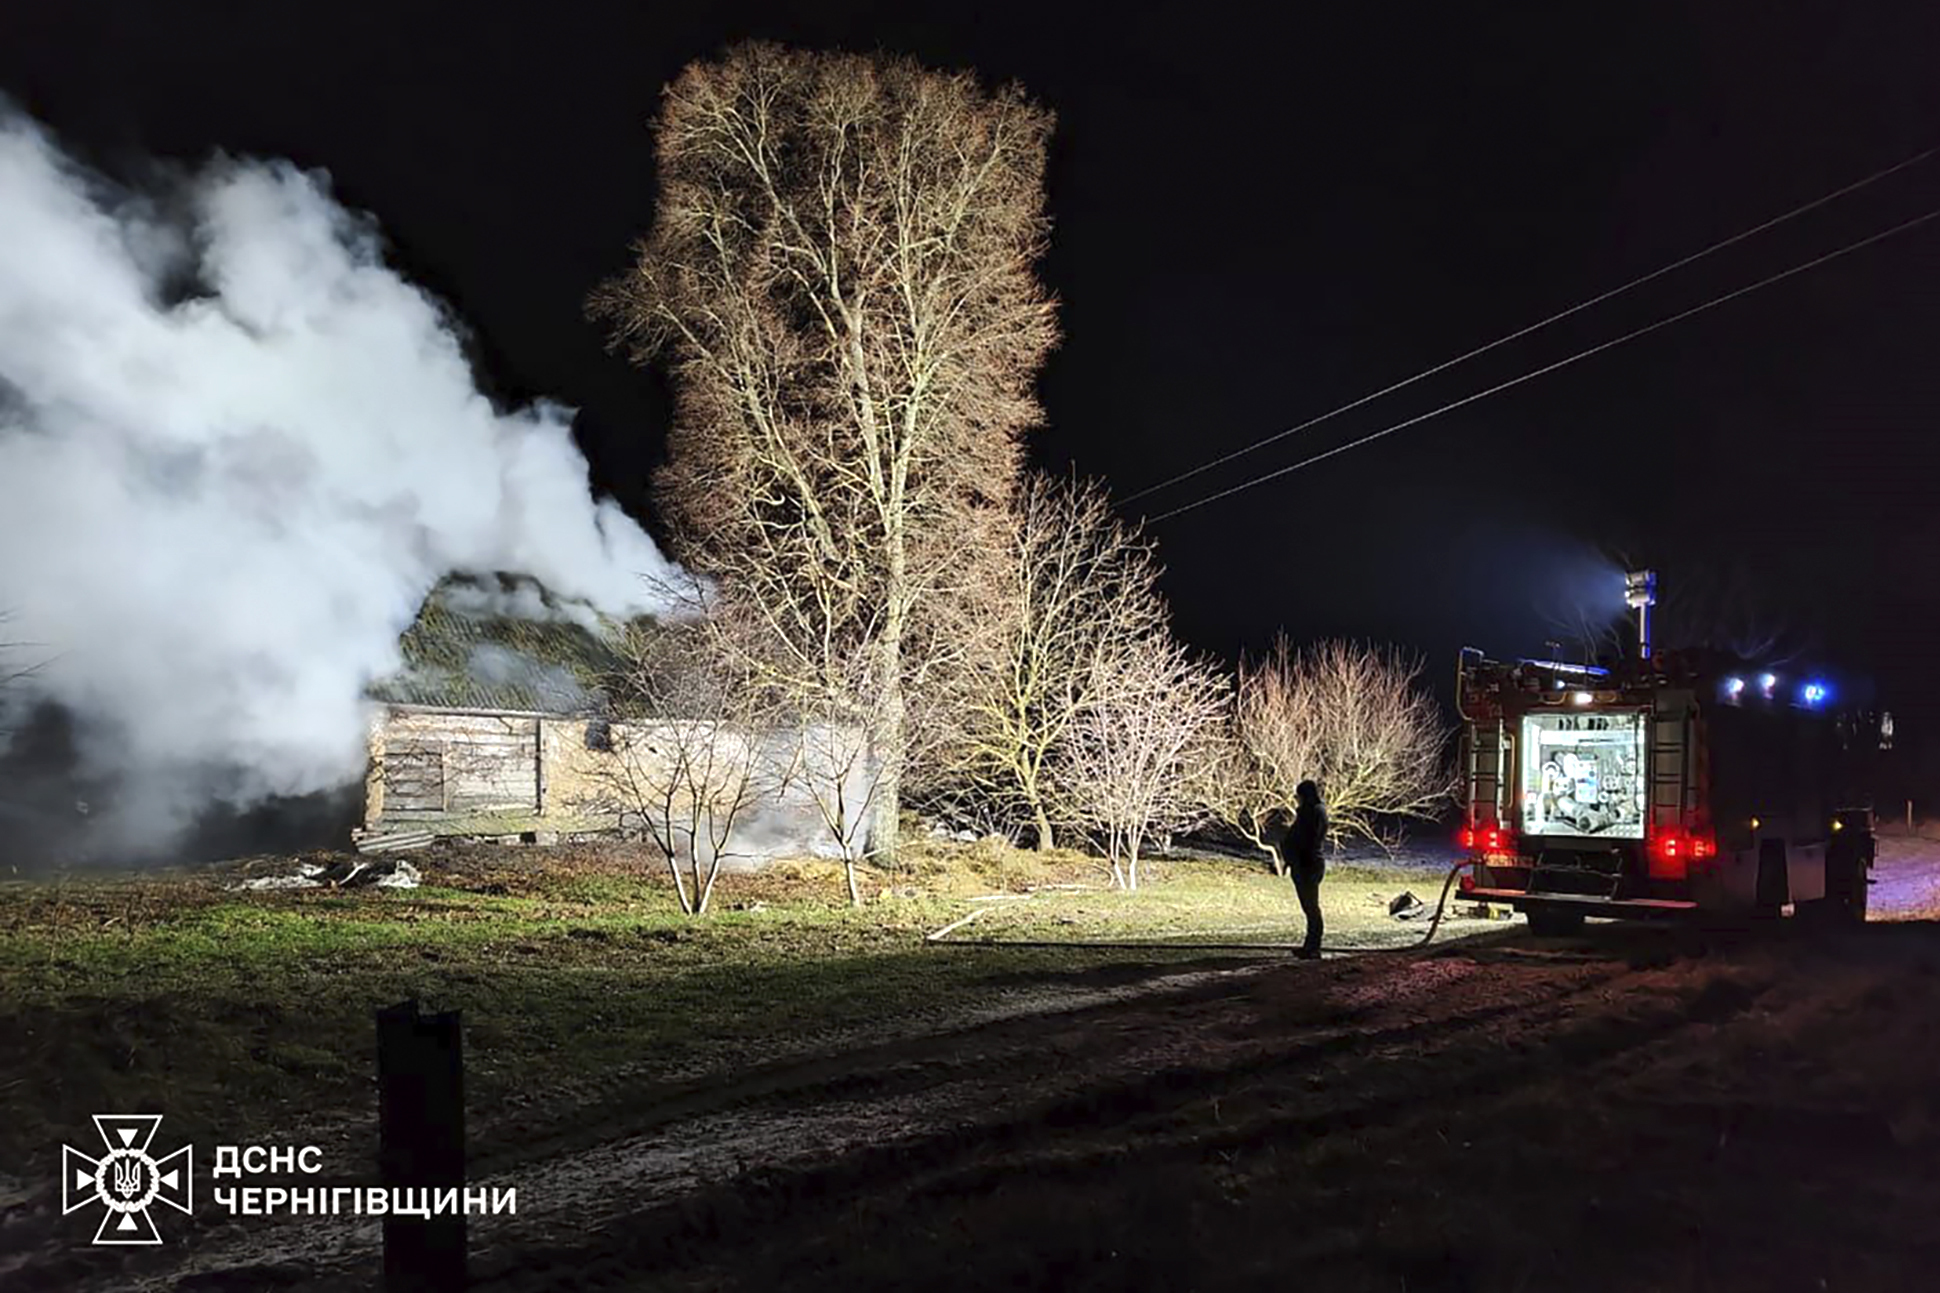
1455,572,1876,933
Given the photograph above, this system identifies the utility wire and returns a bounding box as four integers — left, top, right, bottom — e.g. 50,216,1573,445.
1146,204,1940,525
1123,146,1937,505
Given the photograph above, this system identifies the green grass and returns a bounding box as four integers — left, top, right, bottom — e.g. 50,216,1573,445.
0,842,1425,1171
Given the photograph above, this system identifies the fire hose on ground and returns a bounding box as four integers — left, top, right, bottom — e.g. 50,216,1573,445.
924,858,1483,957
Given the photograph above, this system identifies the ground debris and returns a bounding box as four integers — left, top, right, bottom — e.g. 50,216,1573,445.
1387,890,1428,921
234,857,420,891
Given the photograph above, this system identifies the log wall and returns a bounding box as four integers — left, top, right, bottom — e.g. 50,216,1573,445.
362,705,872,869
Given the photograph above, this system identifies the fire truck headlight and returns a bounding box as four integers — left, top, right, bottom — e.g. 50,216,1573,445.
1570,691,1593,707
1759,672,1778,697
1724,676,1745,698
1802,681,1829,707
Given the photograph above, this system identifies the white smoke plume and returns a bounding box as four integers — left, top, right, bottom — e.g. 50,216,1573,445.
0,110,679,858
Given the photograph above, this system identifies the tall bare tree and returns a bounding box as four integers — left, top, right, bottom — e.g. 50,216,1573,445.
1057,635,1226,891
592,43,1058,862
1212,637,1451,853
943,475,1166,848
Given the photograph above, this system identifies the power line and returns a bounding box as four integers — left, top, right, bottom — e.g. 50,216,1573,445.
1146,204,1940,525
1122,145,1937,505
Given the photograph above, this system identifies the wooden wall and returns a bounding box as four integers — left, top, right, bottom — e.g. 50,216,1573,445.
362,706,874,868
369,710,541,832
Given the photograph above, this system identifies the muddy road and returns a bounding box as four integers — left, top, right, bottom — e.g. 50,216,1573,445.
466,928,1940,1293
29,842,1940,1293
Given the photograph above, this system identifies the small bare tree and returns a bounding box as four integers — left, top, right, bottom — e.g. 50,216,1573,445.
1203,637,1319,873
945,475,1166,847
1214,637,1451,853
0,612,37,683
1057,635,1226,891
769,644,893,907
1654,561,1811,663
1538,601,1628,670
604,624,772,917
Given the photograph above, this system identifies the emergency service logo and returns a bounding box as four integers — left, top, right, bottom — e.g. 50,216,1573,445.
62,1114,194,1245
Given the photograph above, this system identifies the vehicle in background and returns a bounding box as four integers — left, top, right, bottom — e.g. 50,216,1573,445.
1455,571,1877,933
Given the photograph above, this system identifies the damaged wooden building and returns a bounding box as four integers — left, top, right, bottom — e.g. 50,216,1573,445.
359,582,853,863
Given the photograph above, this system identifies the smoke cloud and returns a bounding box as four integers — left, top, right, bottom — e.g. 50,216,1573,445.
0,110,679,859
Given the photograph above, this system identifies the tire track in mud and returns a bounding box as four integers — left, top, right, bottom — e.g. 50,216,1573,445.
463,952,1698,1290
83,955,1288,1292
466,959,1600,1244
912,962,1773,1198
84,940,1743,1292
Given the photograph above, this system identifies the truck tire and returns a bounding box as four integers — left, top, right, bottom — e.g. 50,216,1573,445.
1753,841,1788,922
1824,832,1871,926
1526,907,1586,937
1800,833,1871,928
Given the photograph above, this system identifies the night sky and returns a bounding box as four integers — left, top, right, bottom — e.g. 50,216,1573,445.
5,1,1939,711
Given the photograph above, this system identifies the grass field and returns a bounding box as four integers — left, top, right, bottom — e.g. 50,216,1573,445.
0,835,1467,1185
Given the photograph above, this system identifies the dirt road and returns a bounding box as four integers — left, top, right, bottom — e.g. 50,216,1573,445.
31,840,1940,1292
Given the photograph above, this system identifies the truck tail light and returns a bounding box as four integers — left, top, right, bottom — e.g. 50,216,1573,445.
1648,827,1716,880
1458,825,1516,854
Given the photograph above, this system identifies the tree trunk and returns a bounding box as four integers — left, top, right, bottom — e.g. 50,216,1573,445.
697,848,724,917
666,851,694,915
866,640,903,866
1033,803,1055,852
867,498,907,867
845,860,861,908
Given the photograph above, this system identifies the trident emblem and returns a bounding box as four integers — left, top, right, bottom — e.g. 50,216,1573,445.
113,1157,143,1199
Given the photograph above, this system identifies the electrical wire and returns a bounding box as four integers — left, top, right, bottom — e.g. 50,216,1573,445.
1145,203,1940,525
1121,146,1937,505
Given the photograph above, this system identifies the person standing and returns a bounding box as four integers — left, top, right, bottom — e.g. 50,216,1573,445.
1284,780,1328,959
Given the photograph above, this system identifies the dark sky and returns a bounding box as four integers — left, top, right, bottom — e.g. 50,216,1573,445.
5,1,1939,709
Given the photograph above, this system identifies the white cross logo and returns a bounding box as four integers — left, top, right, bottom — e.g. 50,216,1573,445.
61,1114,193,1245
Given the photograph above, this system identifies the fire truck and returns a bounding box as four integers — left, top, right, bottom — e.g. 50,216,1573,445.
1455,571,1876,933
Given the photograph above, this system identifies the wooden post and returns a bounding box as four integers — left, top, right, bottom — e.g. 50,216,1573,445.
1909,800,1915,833
378,1000,466,1292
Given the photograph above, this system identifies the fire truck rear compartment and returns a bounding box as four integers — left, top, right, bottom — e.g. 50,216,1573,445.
1519,710,1647,840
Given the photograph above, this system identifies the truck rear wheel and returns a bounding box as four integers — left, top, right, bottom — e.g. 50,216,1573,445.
1799,833,1871,928
1753,842,1788,922
1824,830,1871,925
1526,907,1586,937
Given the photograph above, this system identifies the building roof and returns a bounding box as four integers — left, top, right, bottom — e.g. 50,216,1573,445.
368,576,637,715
